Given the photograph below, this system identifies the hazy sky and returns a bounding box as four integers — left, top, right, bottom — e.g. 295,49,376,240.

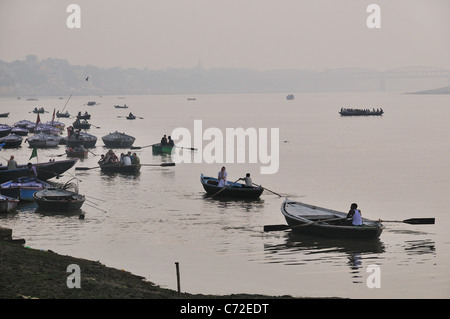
1,0,449,71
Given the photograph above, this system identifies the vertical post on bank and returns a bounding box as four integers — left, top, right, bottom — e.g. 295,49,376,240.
175,262,181,296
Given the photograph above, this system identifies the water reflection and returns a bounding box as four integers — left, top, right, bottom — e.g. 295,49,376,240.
263,232,385,283
202,195,266,213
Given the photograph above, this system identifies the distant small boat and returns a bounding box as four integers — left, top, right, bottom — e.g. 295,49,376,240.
200,174,264,199
0,112,9,118
0,177,51,202
0,134,23,148
114,104,128,109
32,107,46,114
102,131,135,148
76,113,91,120
126,114,136,120
0,194,19,213
34,187,85,212
286,94,294,100
339,108,384,116
87,101,97,106
152,143,174,155
26,133,60,148
56,111,70,118
73,120,91,130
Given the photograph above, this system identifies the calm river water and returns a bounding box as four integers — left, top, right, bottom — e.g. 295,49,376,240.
0,92,449,298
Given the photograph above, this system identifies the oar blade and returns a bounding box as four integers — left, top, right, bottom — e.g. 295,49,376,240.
160,162,175,167
263,224,291,232
75,167,91,170
403,218,435,225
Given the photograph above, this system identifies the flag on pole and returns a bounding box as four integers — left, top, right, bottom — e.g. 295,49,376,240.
51,108,55,125
0,143,5,151
35,113,41,130
29,147,38,160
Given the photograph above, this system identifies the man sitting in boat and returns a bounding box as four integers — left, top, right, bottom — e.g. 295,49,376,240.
347,203,363,226
7,156,18,169
27,163,37,177
161,135,168,146
239,173,253,188
167,136,175,147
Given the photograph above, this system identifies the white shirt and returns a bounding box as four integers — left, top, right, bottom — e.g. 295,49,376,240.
218,170,227,187
352,209,362,226
123,156,132,165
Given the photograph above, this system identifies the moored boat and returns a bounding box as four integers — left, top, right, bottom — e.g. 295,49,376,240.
56,111,70,118
26,133,60,148
200,174,264,199
0,194,19,213
102,131,135,148
65,132,97,148
10,127,29,136
280,199,384,239
0,125,12,137
0,134,23,148
0,177,51,202
33,187,85,212
152,143,173,155
0,112,9,118
0,159,78,183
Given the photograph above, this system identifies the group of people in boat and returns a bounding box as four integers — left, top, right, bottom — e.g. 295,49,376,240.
340,107,383,113
160,134,175,147
98,150,140,166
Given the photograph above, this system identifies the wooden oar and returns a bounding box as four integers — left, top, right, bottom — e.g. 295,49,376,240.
381,218,435,225
252,183,282,197
175,146,197,151
130,143,158,150
141,163,175,167
207,178,241,199
264,217,350,232
75,166,100,171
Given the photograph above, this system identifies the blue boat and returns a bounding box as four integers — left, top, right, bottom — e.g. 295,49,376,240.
0,177,51,202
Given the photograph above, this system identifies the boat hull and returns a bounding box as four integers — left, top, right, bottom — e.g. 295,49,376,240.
102,132,135,148
152,144,173,155
200,174,263,199
100,164,141,174
0,195,19,213
281,200,383,240
0,159,78,183
33,188,85,212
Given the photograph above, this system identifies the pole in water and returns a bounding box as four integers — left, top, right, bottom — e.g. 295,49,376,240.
175,262,181,296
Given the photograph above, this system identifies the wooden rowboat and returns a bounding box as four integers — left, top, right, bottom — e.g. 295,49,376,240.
0,177,51,202
152,143,173,155
0,194,19,213
100,163,141,174
279,199,384,239
34,187,85,212
200,174,264,199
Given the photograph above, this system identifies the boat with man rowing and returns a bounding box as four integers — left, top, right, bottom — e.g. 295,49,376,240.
279,199,384,239
200,174,264,199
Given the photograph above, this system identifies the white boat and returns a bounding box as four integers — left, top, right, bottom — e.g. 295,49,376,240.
0,194,19,213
